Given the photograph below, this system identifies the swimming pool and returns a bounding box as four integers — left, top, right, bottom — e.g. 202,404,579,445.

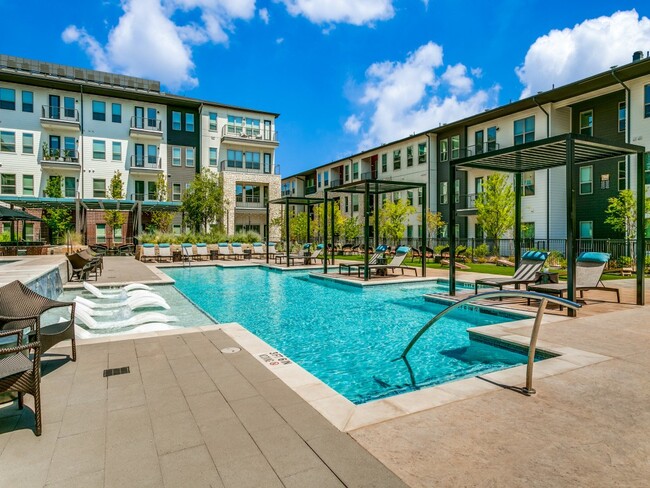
164,266,533,404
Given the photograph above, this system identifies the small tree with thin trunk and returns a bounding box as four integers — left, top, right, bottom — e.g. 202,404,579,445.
42,176,73,244
181,170,226,233
475,173,515,240
604,189,650,239
104,171,125,243
375,198,416,245
418,209,445,239
149,173,173,233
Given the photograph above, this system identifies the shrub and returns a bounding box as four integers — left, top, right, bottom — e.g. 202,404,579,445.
618,255,633,267
547,250,565,268
473,243,489,259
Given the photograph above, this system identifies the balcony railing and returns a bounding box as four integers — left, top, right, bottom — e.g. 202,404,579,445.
457,193,480,209
221,125,278,143
235,199,266,208
40,150,80,165
460,142,501,158
130,116,162,131
360,171,377,180
219,160,280,175
330,179,342,188
129,155,162,170
305,185,317,195
40,105,80,128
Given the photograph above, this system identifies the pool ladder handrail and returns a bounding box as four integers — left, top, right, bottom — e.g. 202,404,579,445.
395,290,581,395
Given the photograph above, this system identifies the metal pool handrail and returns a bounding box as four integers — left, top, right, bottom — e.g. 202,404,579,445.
394,290,581,395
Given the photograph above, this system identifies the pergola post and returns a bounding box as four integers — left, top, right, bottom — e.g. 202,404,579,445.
449,164,457,295
565,136,577,317
636,150,646,305
265,203,270,264
514,171,522,269
324,191,329,273
285,200,290,267
330,199,335,264
75,198,81,234
421,183,427,277
374,191,379,249
306,204,311,245
363,181,370,281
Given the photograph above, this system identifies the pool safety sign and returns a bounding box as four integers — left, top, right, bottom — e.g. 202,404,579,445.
259,351,292,367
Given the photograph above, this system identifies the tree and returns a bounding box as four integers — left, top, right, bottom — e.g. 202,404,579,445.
604,189,650,239
104,171,126,243
311,203,344,240
475,173,515,240
375,198,415,244
149,173,173,233
289,211,309,242
418,210,445,238
340,215,362,242
42,176,72,244
181,169,225,233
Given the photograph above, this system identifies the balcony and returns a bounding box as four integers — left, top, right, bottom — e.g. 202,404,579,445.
219,160,280,175
460,143,501,158
305,185,317,195
129,155,163,174
221,125,279,147
330,179,342,188
129,116,163,140
40,105,80,132
457,193,479,215
235,199,267,210
39,150,80,170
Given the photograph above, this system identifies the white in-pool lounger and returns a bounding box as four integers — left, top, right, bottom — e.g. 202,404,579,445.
74,304,178,330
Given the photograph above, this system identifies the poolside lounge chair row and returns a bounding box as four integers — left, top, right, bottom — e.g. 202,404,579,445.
337,245,418,277
275,244,323,265
139,242,278,262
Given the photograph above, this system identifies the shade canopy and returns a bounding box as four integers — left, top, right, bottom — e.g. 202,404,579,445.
0,206,42,221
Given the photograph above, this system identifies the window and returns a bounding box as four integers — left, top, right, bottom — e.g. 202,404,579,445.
23,133,34,154
64,137,75,159
92,140,105,159
64,97,75,119
96,224,106,244
24,223,34,241
0,88,16,110
618,102,626,132
246,151,260,170
172,183,181,201
439,139,448,161
514,116,535,145
522,171,535,196
93,179,106,198
112,103,122,123
0,131,15,152
1,174,16,194
186,147,195,167
113,226,122,244
147,108,157,128
227,115,243,134
475,177,484,195
49,135,60,158
393,191,400,202
352,194,359,212
406,146,414,166
112,141,121,161
264,153,272,174
439,182,448,204
487,126,497,151
172,111,181,130
245,118,260,136
209,112,217,131
209,147,218,166
317,173,322,188
92,100,106,121
407,225,413,239
646,153,650,185
22,91,33,112
454,179,460,204
345,164,350,181
475,130,484,155
353,162,359,179
418,187,423,205
451,135,460,159
186,113,195,132
393,149,401,170
344,196,349,213
579,110,593,136
600,174,610,190
645,85,650,118
579,221,593,239
618,160,626,190
381,153,387,172
148,181,157,200
324,171,329,187
406,191,413,206
64,177,76,198
172,147,181,166
23,175,34,196
579,166,593,195
418,143,426,164
227,149,243,168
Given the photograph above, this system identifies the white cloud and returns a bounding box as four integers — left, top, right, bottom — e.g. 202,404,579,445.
441,63,473,95
349,42,499,150
344,114,362,134
62,0,255,90
276,37,284,44
259,7,270,24
279,0,394,26
470,67,482,78
516,9,650,98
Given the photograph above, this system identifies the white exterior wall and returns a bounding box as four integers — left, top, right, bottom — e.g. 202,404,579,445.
627,77,650,196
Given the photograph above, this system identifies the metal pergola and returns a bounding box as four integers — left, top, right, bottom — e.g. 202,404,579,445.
451,133,645,315
324,179,427,280
266,196,324,265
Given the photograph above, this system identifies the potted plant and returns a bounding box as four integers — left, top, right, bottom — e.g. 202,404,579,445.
51,148,60,161
64,149,71,162
42,142,50,160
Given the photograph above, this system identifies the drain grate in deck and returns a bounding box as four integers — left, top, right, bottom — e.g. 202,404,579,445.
103,366,130,377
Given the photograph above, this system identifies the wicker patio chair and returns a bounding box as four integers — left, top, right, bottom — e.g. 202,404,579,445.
0,329,42,435
0,280,76,361
66,252,99,281
78,248,103,275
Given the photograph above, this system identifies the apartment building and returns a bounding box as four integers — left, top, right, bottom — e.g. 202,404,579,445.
283,53,650,243
0,54,281,244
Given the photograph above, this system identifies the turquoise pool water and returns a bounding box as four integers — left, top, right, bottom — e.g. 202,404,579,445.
164,267,531,404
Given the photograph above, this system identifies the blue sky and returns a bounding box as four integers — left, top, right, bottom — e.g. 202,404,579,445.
1,0,649,176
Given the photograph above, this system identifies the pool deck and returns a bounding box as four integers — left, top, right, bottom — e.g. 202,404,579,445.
2,255,650,486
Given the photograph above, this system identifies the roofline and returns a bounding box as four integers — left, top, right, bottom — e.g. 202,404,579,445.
0,54,280,117
284,57,650,180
